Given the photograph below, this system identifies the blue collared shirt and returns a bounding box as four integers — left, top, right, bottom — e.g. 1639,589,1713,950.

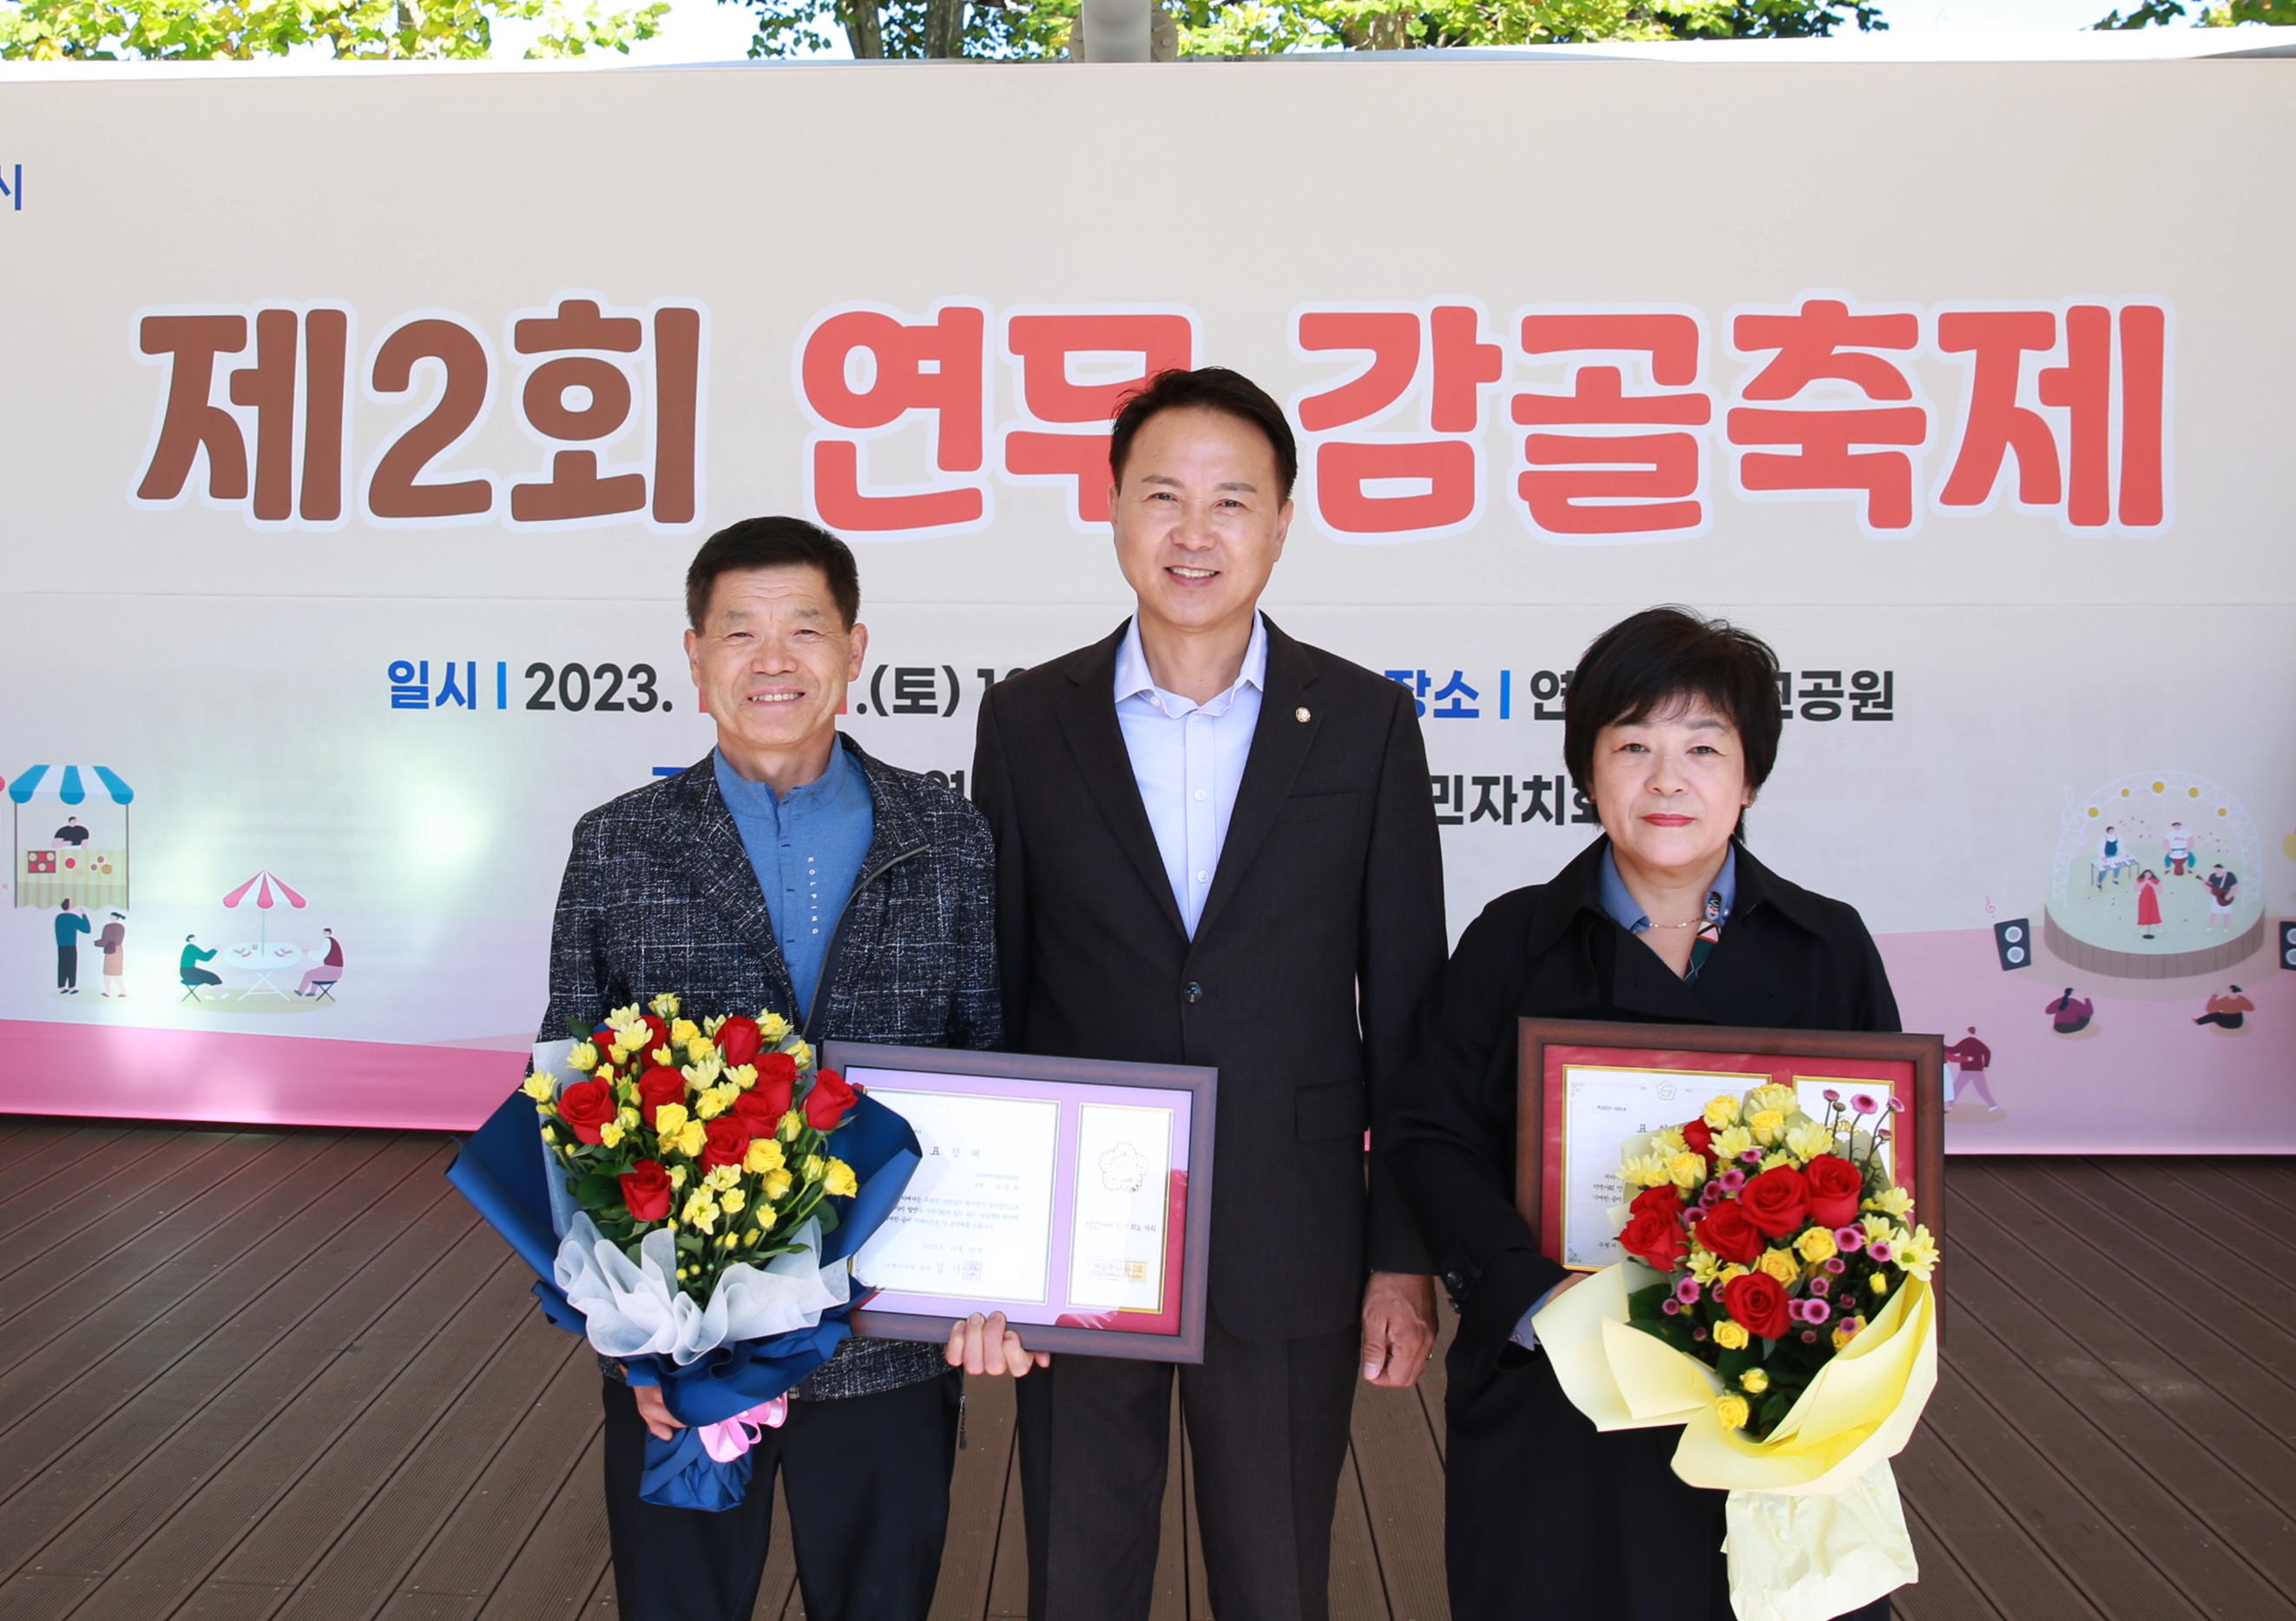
1113,613,1268,939
1513,844,1740,1353
714,741,874,1024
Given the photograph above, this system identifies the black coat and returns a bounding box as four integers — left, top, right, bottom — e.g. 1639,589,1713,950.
1384,834,1902,1621
974,617,1446,1341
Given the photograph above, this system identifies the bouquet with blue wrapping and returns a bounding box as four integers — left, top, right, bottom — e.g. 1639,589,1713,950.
450,993,918,1511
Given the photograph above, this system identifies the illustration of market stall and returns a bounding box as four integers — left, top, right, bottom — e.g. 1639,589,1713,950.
11,764,132,912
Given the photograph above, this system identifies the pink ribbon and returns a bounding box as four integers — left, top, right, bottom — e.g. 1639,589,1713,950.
697,1395,788,1462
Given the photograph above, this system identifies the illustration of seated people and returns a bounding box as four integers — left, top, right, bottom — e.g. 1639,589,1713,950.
53,816,90,847
2134,869,2163,939
2045,986,2095,1035
96,911,128,998
295,927,345,1000
2093,825,2135,886
54,899,91,994
1942,1025,2001,1121
2194,985,2255,1031
2163,821,2196,877
2203,865,2240,932
180,933,224,1001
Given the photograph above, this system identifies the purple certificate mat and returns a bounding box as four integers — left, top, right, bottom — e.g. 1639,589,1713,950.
824,1042,1217,1364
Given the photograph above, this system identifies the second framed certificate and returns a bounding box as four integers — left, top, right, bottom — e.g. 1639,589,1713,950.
1516,1019,1945,1277
825,1041,1217,1363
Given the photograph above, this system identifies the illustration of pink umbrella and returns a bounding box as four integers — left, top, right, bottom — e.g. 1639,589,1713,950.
223,869,307,946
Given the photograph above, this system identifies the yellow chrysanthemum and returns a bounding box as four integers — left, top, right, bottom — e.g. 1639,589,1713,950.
743,1228,763,1247
745,1138,786,1176
648,992,681,1019
785,1039,814,1071
720,1188,747,1216
681,1190,719,1233
1701,1095,1742,1130
540,1123,558,1144
522,1075,556,1103
684,1053,724,1087
824,1158,859,1197
1861,1215,1896,1249
650,1044,674,1067
778,1110,805,1143
1865,1186,1913,1218
1756,1249,1799,1286
1746,1084,1798,1117
1795,1227,1839,1264
803,1153,826,1183
1748,1109,1787,1146
1740,1367,1769,1394
599,1123,626,1149
566,1042,600,1072
671,1119,707,1158
668,1163,688,1188
763,1167,794,1203
1714,1394,1751,1430
606,1002,643,1029
1718,1263,1752,1284
705,1163,740,1191
1687,1250,1726,1285
655,1102,690,1139
1760,1152,1793,1172
1714,1125,1754,1161
1651,1127,1691,1159
725,1064,758,1091
1621,1152,1675,1190
1713,1321,1750,1351
703,1013,727,1038
1784,1123,1832,1163
1894,1224,1939,1282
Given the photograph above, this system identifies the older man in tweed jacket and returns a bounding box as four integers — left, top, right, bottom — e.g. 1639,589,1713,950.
542,517,1030,1621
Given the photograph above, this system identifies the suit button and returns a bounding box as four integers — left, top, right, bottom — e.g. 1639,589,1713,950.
1185,982,1204,1005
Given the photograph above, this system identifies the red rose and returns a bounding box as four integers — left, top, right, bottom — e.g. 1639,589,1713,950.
751,1051,799,1119
1629,1183,1686,1222
1693,1199,1766,1265
635,1065,688,1128
620,1160,674,1223
554,1077,619,1144
1738,1165,1810,1239
1803,1155,1864,1229
717,1016,763,1068
1682,1117,1717,1164
1622,1209,1689,1272
1721,1271,1790,1340
699,1116,752,1172
803,1068,858,1132
732,1088,782,1137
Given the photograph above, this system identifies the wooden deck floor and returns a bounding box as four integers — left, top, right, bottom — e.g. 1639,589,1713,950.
0,1120,2289,1621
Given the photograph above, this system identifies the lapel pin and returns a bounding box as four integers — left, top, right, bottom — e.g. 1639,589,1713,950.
1295,707,1312,722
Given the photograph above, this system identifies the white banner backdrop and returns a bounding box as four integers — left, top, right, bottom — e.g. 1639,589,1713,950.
0,59,2288,1150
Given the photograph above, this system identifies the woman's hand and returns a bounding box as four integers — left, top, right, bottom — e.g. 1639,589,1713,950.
633,1382,685,1441
944,1311,1050,1377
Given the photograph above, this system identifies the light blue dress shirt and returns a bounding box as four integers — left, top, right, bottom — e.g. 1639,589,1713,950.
1510,843,1740,1351
1113,613,1269,939
714,741,875,1024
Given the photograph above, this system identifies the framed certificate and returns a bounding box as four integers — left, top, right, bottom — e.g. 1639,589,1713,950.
1516,1020,1945,1276
824,1041,1217,1363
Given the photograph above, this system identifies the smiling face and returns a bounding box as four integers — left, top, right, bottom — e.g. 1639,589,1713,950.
1589,695,1754,884
1109,405,1293,643
683,564,866,781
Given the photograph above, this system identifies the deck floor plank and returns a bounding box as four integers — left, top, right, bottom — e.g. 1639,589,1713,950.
930,1376,1016,1621
473,1425,611,1621
1349,1381,1449,1621
0,1127,225,1278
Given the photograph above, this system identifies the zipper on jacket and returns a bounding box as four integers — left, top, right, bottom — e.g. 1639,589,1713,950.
800,841,926,1047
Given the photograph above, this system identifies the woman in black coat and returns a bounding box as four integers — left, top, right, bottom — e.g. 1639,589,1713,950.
1385,607,1900,1621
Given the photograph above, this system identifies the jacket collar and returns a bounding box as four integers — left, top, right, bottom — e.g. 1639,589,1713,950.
1056,613,1322,946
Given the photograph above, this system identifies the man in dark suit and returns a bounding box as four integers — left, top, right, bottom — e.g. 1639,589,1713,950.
973,367,1447,1621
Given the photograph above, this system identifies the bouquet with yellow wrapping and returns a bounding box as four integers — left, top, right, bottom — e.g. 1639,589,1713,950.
1533,1084,1940,1621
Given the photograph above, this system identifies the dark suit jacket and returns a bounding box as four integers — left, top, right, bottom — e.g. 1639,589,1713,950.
974,617,1446,1341
1384,834,1901,1380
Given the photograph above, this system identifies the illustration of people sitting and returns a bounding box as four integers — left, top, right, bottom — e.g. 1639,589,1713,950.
2194,985,2254,1031
2094,825,2133,886
1943,1025,1999,1117
295,927,345,999
2204,865,2240,932
2164,821,2194,877
2045,987,2095,1035
180,934,223,1001
53,816,90,847
2135,869,2163,939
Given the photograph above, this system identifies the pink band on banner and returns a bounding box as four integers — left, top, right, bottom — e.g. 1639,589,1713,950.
699,1396,789,1462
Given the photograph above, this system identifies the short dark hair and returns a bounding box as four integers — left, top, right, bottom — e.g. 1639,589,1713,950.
685,517,859,631
1562,607,1784,817
1108,367,1299,503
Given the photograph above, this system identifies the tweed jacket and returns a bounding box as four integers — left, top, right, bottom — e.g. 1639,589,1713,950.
541,734,1002,1399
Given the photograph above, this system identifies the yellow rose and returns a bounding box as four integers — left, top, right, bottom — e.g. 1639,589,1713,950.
668,1018,701,1046
1740,1367,1770,1394
655,1102,690,1139
1865,1186,1913,1218
743,1228,763,1246
1714,1394,1751,1431
1701,1095,1742,1130
1748,1109,1786,1146
778,1110,805,1143
1668,1152,1707,1189
1796,1227,1839,1264
760,1012,793,1043
617,1106,641,1130
1756,1249,1799,1286
803,1154,826,1183
648,992,681,1019
687,1035,716,1063
650,1044,674,1067
719,1188,747,1216
1869,1271,1891,1297
824,1157,859,1197
522,1075,556,1103
539,1123,558,1143
786,1039,814,1071
745,1138,786,1175
1714,1125,1753,1161
599,1123,626,1149
763,1167,794,1203
1713,1321,1750,1351
566,1043,600,1072
672,1119,707,1158
1894,1223,1939,1282
694,1088,727,1121
668,1163,688,1188
1718,1263,1752,1284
